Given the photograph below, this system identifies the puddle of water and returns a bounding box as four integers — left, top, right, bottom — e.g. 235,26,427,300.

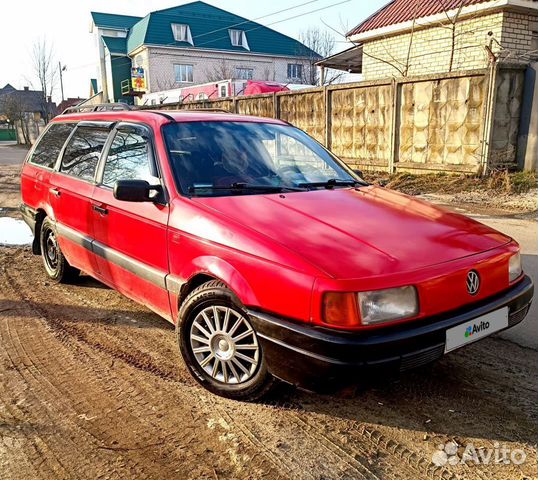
0,217,33,246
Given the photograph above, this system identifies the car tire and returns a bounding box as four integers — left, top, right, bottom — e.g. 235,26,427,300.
177,280,276,401
39,217,79,283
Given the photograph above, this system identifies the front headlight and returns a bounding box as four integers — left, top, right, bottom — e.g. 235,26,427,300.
358,286,419,325
509,252,522,282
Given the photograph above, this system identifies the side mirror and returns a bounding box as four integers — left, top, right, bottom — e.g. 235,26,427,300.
113,180,161,202
353,169,364,178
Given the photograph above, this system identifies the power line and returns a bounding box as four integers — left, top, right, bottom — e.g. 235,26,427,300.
191,0,324,41
69,0,344,73
194,0,351,49
100,0,352,71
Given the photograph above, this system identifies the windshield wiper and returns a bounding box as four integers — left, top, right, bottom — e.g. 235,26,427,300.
188,182,307,194
297,178,365,189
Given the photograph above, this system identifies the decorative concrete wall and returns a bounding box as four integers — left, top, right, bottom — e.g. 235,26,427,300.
151,66,529,173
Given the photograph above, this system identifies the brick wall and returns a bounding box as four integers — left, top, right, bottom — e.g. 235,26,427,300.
138,47,314,93
362,11,538,80
500,11,538,63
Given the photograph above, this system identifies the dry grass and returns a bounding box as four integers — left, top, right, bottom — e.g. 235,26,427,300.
364,170,537,196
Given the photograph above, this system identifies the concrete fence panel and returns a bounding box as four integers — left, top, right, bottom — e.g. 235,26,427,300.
398,74,487,173
146,64,531,173
490,67,526,169
278,90,325,144
236,95,275,118
330,83,393,171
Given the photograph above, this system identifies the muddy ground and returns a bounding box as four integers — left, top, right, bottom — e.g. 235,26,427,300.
0,161,537,480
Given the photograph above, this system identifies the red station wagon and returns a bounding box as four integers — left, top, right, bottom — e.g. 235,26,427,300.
20,108,533,400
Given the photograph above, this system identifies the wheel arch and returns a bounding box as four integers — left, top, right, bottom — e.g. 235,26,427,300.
32,207,50,254
177,256,259,309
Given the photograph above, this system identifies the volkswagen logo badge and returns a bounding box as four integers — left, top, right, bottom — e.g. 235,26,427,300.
466,270,480,295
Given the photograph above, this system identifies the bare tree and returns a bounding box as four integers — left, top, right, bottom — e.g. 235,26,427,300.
344,0,473,78
430,0,467,72
204,60,235,83
31,38,57,123
262,65,276,82
298,27,343,85
153,77,179,92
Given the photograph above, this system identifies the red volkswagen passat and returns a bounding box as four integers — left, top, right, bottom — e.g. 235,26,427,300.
20,109,533,400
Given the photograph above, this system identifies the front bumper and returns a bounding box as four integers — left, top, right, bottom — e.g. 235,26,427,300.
248,275,533,391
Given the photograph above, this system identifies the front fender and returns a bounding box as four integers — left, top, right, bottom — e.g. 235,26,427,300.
180,255,259,306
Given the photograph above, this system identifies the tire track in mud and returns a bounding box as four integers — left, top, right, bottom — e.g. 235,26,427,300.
4,251,394,479
0,276,184,479
2,248,537,480
224,398,448,480
0,250,304,478
2,263,348,479
1,253,394,479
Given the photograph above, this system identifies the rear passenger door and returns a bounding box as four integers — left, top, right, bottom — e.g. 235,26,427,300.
91,123,171,320
50,123,112,275
21,123,75,213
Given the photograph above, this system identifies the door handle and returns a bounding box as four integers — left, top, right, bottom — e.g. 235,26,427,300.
49,188,61,197
92,205,108,215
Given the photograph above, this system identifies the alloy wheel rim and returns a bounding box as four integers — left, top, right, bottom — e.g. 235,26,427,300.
189,306,259,384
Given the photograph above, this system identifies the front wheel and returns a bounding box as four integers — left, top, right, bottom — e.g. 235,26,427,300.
177,280,276,401
39,217,79,283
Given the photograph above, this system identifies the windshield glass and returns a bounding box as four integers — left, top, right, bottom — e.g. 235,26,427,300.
162,121,358,196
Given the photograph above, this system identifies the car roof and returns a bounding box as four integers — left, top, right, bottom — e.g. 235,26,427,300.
54,109,287,127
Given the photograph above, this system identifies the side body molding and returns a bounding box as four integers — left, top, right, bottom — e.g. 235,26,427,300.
56,222,170,291
55,223,255,308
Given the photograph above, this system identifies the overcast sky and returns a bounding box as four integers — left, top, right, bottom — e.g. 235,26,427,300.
0,0,386,102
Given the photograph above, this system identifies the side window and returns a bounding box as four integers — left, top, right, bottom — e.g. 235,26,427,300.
29,123,75,169
60,126,110,181
101,128,159,187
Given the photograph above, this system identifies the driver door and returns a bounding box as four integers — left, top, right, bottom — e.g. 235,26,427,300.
91,123,171,320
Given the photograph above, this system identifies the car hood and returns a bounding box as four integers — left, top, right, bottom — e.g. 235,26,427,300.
193,186,511,279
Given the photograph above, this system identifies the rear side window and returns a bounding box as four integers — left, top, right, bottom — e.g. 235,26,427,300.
102,128,159,187
29,123,75,169
60,126,110,181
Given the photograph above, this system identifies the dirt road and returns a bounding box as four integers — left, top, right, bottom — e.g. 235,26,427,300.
1,163,537,479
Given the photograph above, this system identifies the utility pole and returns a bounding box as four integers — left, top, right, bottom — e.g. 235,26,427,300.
58,62,66,102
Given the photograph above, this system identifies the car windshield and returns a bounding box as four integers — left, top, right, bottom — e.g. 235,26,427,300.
162,121,360,196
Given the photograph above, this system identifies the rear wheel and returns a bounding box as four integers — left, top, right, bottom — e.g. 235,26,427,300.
178,280,276,401
39,217,79,283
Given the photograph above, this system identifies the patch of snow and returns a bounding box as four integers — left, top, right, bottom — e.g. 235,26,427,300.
0,217,33,246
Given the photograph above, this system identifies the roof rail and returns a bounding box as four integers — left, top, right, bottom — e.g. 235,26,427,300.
62,103,137,115
182,108,231,113
139,105,231,114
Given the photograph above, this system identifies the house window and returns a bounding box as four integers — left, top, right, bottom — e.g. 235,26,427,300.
174,64,193,83
235,67,253,80
172,24,193,44
287,63,303,80
229,29,249,50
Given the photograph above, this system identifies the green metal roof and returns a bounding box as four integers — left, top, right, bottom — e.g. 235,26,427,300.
91,11,142,30
102,36,128,55
125,1,319,57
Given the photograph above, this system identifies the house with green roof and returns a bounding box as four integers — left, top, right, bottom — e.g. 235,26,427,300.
90,1,319,105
